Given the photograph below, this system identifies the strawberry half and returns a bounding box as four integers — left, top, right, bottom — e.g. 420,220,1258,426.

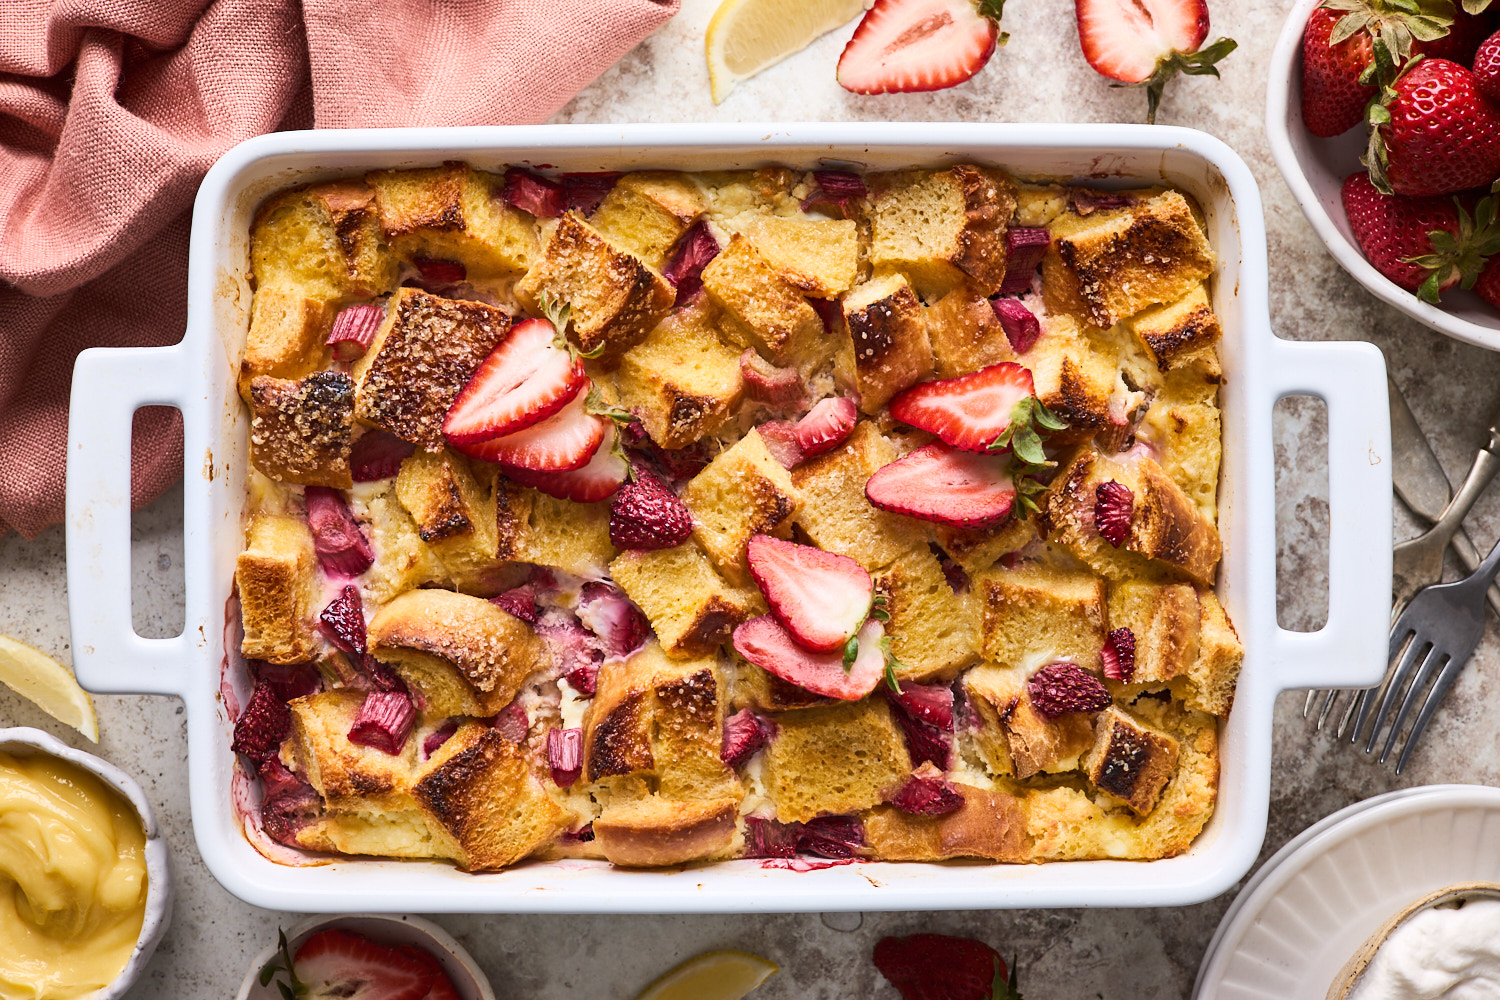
442,317,586,446
746,534,874,652
866,442,1016,528
836,0,1006,96
873,933,1017,1000
888,363,1035,452
501,422,629,502
733,617,887,700
293,929,435,1000
459,390,605,471
1074,0,1236,123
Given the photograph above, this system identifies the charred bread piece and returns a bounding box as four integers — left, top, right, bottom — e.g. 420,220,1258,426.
681,428,803,585
1128,285,1222,372
514,211,675,366
367,589,547,717
239,290,336,396
964,664,1098,778
609,541,762,659
869,165,1017,298
347,483,449,604
972,561,1109,669
249,372,355,488
366,162,538,279
874,548,980,682
926,283,1013,379
512,490,616,578
762,698,912,824
590,171,707,270
351,288,511,451
838,272,935,414
701,233,829,370
1106,581,1242,716
394,449,507,591
236,513,319,664
286,690,418,811
250,179,398,301
1082,705,1181,816
612,297,746,449
864,785,1031,862
725,213,860,297
1042,191,1215,330
1022,313,1119,438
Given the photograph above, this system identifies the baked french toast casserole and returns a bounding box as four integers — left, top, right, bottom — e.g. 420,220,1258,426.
228,160,1242,872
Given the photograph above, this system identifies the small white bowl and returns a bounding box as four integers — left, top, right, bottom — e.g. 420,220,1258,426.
236,914,495,1000
1265,0,1500,351
0,727,173,1000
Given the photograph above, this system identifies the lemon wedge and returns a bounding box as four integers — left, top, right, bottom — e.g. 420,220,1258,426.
0,635,98,742
705,0,868,104
634,949,779,1000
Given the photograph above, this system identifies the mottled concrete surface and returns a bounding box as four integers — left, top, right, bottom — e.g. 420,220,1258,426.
3,0,1499,995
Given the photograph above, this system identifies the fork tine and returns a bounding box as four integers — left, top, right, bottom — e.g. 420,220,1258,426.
1363,629,1427,754
1313,689,1340,731
1395,653,1468,774
1333,691,1361,739
1351,626,1414,746
1379,643,1448,764
1302,689,1318,718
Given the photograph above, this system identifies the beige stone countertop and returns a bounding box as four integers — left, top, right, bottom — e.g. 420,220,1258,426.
4,0,1500,996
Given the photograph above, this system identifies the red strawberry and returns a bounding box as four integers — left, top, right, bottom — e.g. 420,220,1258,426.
1101,626,1137,682
874,934,1015,1000
1479,257,1500,311
890,763,965,817
319,584,368,656
746,534,874,652
350,430,416,482
888,363,1035,452
865,442,1016,528
1027,661,1112,718
1075,0,1236,123
1301,6,1376,137
232,683,292,763
1094,480,1134,546
443,318,586,445
733,616,887,700
577,581,652,659
501,423,628,502
394,946,463,1000
836,0,1004,96
293,929,435,1000
662,221,722,304
411,258,465,287
459,390,605,471
793,396,858,457
1422,5,1491,64
1342,172,1470,292
721,708,778,768
609,468,693,549
1373,58,1500,197
1475,29,1500,107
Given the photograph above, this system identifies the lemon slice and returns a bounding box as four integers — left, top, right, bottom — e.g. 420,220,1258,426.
634,950,779,1000
0,635,99,742
706,0,868,104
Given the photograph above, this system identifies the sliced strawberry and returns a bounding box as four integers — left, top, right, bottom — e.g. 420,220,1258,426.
873,933,1011,1000
756,420,806,469
1075,0,1235,123
865,442,1015,528
500,422,628,502
460,390,605,471
394,946,463,1000
890,763,965,817
733,616,886,700
443,318,586,446
746,534,874,652
793,397,858,457
293,929,435,1000
836,0,1003,95
888,363,1035,452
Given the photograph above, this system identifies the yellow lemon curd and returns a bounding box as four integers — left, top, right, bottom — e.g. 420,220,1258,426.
0,751,148,1000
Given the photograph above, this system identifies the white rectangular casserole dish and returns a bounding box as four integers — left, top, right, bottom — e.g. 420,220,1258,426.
65,122,1392,912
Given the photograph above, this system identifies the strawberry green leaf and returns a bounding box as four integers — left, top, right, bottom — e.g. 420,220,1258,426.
842,636,859,673
977,0,1007,21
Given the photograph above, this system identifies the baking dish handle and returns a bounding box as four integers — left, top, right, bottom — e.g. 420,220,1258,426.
66,345,191,698
1265,337,1392,692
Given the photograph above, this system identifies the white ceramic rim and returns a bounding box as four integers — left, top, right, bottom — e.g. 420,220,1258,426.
1265,0,1500,351
64,122,1392,912
0,726,173,999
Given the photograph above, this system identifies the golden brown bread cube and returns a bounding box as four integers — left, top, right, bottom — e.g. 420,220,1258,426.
1159,346,1224,407
931,515,1037,578
295,808,465,865
1013,184,1070,228
762,698,912,824
963,664,1097,779
869,165,1016,298
1140,399,1221,521
926,283,1013,379
510,489,617,578
726,213,860,297
791,421,929,571
697,167,802,219
514,211,675,366
1082,706,1181,816
1128,285,1222,372
1042,191,1215,330
584,652,656,784
239,289,336,395
839,272,934,414
681,429,803,585
593,795,740,867
1023,313,1118,436
236,513,319,664
612,298,745,449
250,180,398,301
972,561,1109,669
609,542,762,658
701,233,829,370
394,449,509,591
1105,581,1242,717
590,171,706,270
286,690,418,811
248,372,355,488
367,589,547,717
347,484,449,604
351,288,511,451
875,548,980,682
365,162,538,280
864,785,1031,862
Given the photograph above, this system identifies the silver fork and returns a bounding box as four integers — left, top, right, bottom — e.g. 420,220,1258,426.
1363,534,1500,773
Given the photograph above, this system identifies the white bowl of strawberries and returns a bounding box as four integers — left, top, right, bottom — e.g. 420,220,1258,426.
1266,0,1500,350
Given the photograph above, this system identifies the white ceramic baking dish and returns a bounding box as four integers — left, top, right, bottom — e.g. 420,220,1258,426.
66,122,1391,913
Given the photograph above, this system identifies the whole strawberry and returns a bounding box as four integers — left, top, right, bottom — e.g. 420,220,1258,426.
1475,28,1500,107
1301,7,1376,137
1370,57,1500,196
873,933,1022,1000
609,470,693,550
1342,171,1471,291
1478,257,1500,311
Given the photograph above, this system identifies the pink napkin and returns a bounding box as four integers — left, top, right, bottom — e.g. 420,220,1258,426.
0,0,677,538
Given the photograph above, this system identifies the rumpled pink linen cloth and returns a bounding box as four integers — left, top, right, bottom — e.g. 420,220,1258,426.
0,0,676,538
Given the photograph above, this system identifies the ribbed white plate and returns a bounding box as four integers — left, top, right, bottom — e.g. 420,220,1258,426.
1195,785,1500,999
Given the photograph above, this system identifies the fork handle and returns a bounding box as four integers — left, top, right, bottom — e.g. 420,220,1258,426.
1472,533,1500,589
1427,442,1500,544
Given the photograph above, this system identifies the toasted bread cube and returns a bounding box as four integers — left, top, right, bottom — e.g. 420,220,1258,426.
351,288,511,451
973,561,1109,668
609,542,762,658
1190,589,1243,716
239,289,336,395
1082,706,1181,815
411,725,569,871
1160,346,1223,407
367,589,547,717
1041,446,1222,586
250,180,398,300
763,699,912,824
593,795,740,867
348,483,449,603
394,449,506,590
926,283,1013,378
295,809,463,863
286,690,418,810
701,234,829,370
1107,580,1201,687
648,649,740,801
1141,400,1221,521
613,299,745,449
1042,191,1215,329
727,213,860,297
731,660,835,713
366,162,538,279
1129,285,1222,371
512,489,616,578
515,211,675,366
963,664,1097,779
590,171,706,270
839,273,934,414
875,549,980,681
864,786,1032,862
585,651,658,785
932,515,1036,578
869,165,1016,298
248,372,355,488
1014,184,1070,227
698,167,801,219
236,513,319,664
1024,313,1118,435
791,421,928,571
681,429,803,584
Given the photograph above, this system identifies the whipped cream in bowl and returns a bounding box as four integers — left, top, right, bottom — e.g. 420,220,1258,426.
1331,884,1500,1000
